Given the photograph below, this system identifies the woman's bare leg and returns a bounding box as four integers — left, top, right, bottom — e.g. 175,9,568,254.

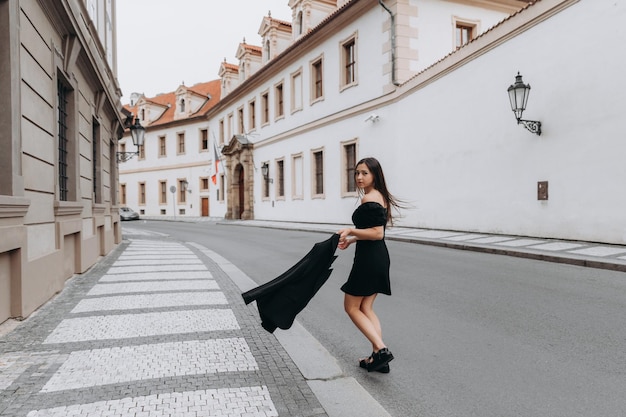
360,294,382,348
344,294,386,352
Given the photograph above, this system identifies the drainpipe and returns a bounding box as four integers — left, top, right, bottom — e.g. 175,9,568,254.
378,0,400,86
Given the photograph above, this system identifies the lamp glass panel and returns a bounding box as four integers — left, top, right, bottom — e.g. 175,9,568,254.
131,126,145,147
515,86,527,111
520,85,530,111
508,88,517,112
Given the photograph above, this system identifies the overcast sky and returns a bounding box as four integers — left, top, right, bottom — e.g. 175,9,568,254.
116,1,292,103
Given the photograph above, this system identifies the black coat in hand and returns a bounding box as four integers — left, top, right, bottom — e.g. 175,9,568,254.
242,233,340,333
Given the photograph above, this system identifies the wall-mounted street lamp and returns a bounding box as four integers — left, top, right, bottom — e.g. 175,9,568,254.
181,180,191,193
507,72,542,136
117,117,145,162
261,162,273,183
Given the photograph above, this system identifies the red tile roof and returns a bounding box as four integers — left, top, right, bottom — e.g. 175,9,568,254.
222,62,239,71
124,79,221,128
270,17,292,28
242,43,262,54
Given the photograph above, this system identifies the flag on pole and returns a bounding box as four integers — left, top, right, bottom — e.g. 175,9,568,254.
211,140,221,185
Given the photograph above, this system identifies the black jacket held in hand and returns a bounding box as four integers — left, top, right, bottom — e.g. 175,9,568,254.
242,233,340,333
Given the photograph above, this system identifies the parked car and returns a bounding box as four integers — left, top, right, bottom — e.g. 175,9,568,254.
119,207,140,221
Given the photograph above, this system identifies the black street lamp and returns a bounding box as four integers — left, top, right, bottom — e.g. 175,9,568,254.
117,117,145,162
507,72,542,136
261,162,273,183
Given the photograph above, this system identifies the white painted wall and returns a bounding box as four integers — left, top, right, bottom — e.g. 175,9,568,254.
123,0,626,244
388,0,626,243
255,0,626,243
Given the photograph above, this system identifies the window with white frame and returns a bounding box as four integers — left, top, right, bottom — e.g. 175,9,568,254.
340,34,358,89
159,136,166,157
453,18,478,50
292,153,303,199
237,106,245,134
291,69,303,113
275,82,284,119
276,159,285,199
311,56,324,102
342,140,358,195
249,99,256,130
312,149,324,197
227,113,233,139
177,132,185,155
178,179,187,203
139,182,146,205
159,180,167,204
261,90,270,125
200,128,208,151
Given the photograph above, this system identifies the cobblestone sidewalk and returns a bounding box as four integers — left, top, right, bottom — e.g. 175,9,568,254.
0,232,327,417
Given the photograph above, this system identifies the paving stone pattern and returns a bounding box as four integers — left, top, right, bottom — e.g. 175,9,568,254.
0,233,328,417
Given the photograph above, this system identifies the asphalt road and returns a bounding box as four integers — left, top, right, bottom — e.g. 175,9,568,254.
124,220,626,417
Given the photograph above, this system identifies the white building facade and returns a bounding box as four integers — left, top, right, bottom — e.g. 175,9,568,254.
119,81,221,218
203,1,522,217
122,0,626,245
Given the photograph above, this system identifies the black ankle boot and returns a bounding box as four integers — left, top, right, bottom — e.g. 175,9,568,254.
367,348,394,372
359,353,390,373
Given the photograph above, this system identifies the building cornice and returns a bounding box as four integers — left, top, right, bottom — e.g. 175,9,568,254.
444,0,532,14
253,0,578,149
0,196,30,220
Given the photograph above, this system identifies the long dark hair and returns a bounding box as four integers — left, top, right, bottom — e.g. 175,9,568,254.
356,157,403,225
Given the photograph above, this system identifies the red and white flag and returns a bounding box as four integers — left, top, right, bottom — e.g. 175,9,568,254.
211,140,221,185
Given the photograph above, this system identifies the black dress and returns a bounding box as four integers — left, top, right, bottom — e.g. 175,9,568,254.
341,202,391,296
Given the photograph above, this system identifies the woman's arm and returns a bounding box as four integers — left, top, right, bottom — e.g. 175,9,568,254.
340,226,384,241
337,225,384,250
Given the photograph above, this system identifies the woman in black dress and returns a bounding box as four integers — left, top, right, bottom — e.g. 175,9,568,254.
338,157,402,373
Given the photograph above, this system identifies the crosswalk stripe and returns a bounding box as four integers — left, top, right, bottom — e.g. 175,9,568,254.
29,386,278,417
44,309,239,343
41,338,258,392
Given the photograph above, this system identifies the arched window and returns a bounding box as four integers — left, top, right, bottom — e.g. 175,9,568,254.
141,108,145,120
297,11,303,35
180,99,185,112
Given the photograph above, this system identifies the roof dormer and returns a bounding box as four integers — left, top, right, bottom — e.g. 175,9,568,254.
288,0,337,40
173,85,209,120
134,95,168,125
218,60,240,97
236,41,263,82
258,13,292,63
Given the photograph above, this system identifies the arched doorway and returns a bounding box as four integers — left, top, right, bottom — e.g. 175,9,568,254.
221,135,255,220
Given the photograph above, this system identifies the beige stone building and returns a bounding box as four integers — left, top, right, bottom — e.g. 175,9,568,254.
0,0,126,324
